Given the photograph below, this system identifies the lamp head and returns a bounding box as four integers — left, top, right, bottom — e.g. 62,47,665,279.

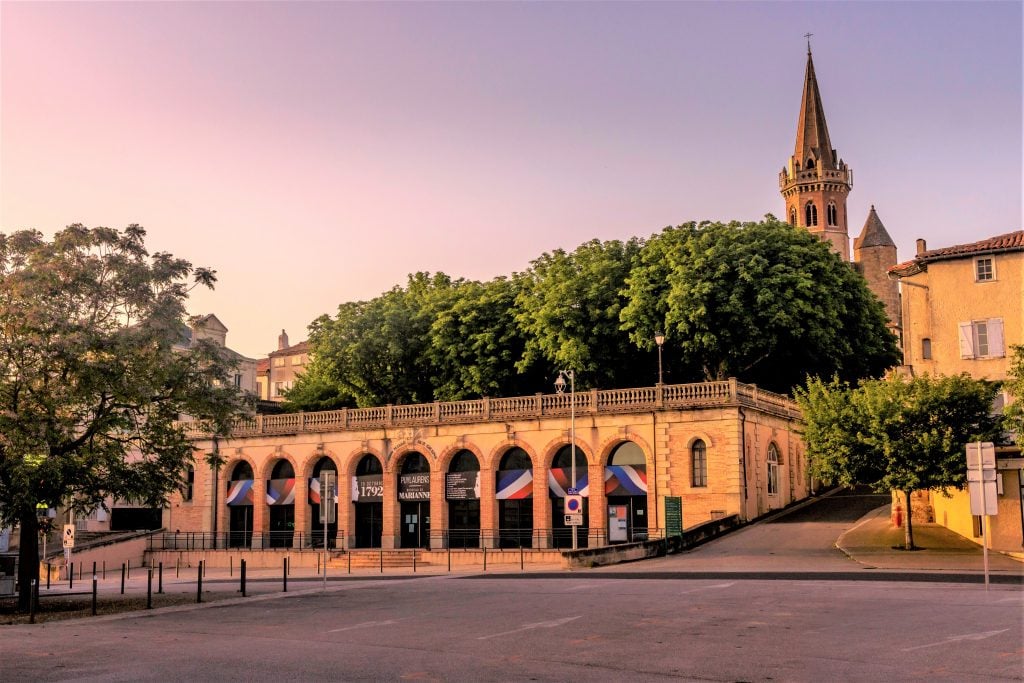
654,331,665,347
554,373,567,394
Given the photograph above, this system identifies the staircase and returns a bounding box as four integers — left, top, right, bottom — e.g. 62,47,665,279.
329,549,427,569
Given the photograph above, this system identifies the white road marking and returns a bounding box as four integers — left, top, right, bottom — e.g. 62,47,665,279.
568,583,598,591
902,629,1009,651
477,616,582,640
680,582,735,595
329,619,401,633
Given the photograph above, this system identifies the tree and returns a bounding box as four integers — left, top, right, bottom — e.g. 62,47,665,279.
621,217,900,392
0,225,247,611
1003,344,1024,440
796,373,1001,549
515,238,647,389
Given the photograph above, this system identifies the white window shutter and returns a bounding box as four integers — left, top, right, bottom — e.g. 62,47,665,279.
988,318,1005,358
958,322,975,358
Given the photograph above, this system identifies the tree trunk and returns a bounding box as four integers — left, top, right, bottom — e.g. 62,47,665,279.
17,510,40,613
903,489,916,550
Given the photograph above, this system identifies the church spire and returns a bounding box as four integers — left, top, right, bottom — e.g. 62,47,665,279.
779,44,852,261
794,47,836,171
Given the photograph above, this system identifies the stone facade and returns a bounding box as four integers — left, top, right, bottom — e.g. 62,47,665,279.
165,381,809,549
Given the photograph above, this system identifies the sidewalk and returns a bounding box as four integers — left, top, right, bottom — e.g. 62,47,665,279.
836,505,1024,574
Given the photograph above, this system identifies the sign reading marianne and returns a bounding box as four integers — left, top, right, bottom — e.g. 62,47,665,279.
398,473,431,501
445,471,480,500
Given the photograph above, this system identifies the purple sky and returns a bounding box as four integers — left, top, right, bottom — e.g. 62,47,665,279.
3,2,1021,358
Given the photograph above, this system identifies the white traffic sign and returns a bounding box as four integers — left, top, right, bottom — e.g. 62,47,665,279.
62,524,75,549
966,442,996,470
319,471,337,524
966,442,999,517
564,494,583,515
564,514,583,526
968,481,999,516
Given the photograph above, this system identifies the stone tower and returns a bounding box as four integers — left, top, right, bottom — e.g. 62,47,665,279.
779,46,853,261
853,205,900,335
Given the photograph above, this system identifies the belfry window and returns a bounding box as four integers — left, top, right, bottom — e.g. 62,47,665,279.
789,207,797,226
827,202,837,226
805,202,818,227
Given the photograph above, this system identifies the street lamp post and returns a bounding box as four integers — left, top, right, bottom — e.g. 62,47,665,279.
654,331,665,385
554,370,577,550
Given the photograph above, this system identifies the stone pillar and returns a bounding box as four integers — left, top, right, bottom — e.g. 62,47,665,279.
430,469,446,550
588,460,606,546
479,466,497,549
382,470,398,549
293,475,309,549
534,462,551,549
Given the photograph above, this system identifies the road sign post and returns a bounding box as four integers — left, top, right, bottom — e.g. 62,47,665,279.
320,471,337,590
966,442,997,589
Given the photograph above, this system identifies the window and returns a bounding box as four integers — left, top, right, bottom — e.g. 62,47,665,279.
921,338,932,360
975,258,994,282
826,202,837,226
766,443,780,496
291,355,304,366
273,357,285,367
183,466,195,501
959,319,1004,359
691,439,707,487
234,374,242,388
274,381,287,397
789,207,797,226
805,202,818,227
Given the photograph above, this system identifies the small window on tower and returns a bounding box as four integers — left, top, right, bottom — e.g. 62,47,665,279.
922,338,932,360
790,208,797,226
827,202,837,226
805,202,818,227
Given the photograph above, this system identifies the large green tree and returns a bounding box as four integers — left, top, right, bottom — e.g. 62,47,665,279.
0,225,247,611
796,373,1001,549
515,238,647,389
621,217,900,392
1003,344,1024,439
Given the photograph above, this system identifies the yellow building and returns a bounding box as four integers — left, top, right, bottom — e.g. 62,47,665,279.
890,230,1023,554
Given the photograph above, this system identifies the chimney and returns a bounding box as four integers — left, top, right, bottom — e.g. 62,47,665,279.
915,239,927,255
278,329,289,350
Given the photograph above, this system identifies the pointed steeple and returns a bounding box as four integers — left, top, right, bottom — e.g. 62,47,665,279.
854,205,896,250
779,44,852,261
794,48,836,171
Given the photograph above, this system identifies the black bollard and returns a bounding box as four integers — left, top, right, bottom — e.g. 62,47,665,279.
46,563,51,589
92,561,96,582
283,557,288,593
413,551,417,573
29,579,37,624
197,561,203,603
103,560,106,580
146,569,153,609
240,559,247,597
158,562,163,594
448,546,451,573
92,575,98,616
380,550,383,574
483,546,487,572
520,544,525,571
69,562,74,589
120,563,126,594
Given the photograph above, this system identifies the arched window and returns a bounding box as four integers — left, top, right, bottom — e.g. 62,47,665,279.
608,441,644,466
806,158,815,169
183,466,195,501
805,202,818,227
355,454,382,476
691,439,707,487
449,450,480,473
827,202,837,226
400,452,430,474
271,460,294,479
231,461,253,480
767,443,780,496
790,207,797,226
499,447,532,471
552,444,587,471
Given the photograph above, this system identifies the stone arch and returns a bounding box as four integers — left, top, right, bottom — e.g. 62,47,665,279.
683,431,715,450
343,446,385,478
259,451,298,481
437,442,486,473
486,440,540,472
390,446,435,475
298,447,340,480
224,454,258,481
596,433,653,467
541,437,594,470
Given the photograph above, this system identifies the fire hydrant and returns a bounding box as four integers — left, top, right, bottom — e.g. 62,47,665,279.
893,503,904,528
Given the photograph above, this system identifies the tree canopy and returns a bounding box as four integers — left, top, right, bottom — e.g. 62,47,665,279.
0,225,248,610
1003,344,1024,440
287,217,900,409
796,373,1001,548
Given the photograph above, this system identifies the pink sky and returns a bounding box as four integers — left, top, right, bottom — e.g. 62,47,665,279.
2,2,1021,358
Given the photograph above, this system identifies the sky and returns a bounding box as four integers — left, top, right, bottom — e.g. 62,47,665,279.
2,1,1021,359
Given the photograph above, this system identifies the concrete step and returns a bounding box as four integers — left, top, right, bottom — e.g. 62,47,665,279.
328,550,429,569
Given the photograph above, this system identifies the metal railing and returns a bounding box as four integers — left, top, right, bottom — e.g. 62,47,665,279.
148,531,345,551
181,380,799,438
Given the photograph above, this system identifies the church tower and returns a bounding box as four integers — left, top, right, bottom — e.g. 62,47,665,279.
779,46,853,261
854,205,900,335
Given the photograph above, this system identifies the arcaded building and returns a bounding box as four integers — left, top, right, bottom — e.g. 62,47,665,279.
166,381,807,550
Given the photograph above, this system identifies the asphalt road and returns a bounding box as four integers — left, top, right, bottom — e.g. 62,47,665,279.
3,490,1021,682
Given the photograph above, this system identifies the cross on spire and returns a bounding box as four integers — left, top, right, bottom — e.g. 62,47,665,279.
804,33,813,54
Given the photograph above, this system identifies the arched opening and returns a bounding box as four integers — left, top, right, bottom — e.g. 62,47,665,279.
691,439,707,487
789,207,797,226
446,450,480,548
227,461,254,548
827,202,837,226
605,441,648,543
311,457,338,549
806,157,815,169
267,459,296,548
398,452,431,549
549,445,588,549
805,202,818,227
352,454,383,548
496,447,534,548
767,443,780,497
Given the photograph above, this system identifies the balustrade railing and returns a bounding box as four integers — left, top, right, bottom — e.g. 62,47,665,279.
181,380,798,438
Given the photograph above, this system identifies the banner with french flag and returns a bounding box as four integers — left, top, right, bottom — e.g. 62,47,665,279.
604,465,648,496
547,468,589,497
495,469,533,499
308,477,339,505
226,479,254,506
266,478,296,506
